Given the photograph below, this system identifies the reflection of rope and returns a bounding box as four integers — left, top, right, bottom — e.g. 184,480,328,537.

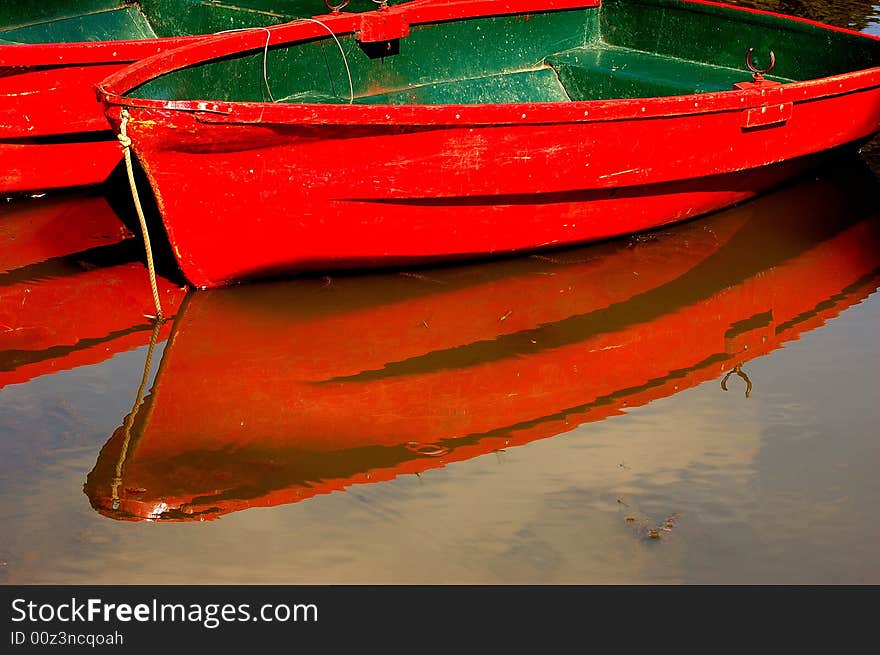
110,319,163,510
117,109,164,320
721,363,753,398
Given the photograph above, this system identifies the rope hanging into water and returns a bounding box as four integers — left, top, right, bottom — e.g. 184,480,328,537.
117,109,164,320
110,318,163,510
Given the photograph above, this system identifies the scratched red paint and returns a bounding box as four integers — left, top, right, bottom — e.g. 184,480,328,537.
95,0,880,287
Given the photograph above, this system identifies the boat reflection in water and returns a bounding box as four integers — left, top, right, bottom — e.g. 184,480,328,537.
0,193,187,390
85,159,880,522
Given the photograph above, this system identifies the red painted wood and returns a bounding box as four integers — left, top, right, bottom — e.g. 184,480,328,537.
357,9,411,42
0,38,196,193
108,104,870,288
0,140,127,194
96,0,880,287
82,170,880,521
0,0,455,192
742,102,793,128
0,193,187,389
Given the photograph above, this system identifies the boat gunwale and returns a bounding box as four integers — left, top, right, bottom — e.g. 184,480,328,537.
96,0,880,127
0,0,440,67
0,35,199,67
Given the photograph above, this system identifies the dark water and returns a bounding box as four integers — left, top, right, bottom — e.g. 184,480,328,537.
1,2,879,584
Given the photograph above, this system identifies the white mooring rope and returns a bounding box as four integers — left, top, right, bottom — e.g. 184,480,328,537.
217,20,354,103
117,108,164,320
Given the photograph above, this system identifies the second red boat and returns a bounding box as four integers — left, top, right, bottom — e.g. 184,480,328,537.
97,0,880,287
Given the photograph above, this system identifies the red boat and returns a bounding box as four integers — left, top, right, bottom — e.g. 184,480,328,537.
97,0,880,287
83,161,880,521
0,1,411,194
0,192,186,389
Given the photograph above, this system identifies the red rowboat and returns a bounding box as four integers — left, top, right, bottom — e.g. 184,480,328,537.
0,1,412,194
0,192,186,389
83,161,880,521
97,0,880,288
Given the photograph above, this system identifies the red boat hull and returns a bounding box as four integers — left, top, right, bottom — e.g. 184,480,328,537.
0,40,193,194
116,105,872,288
0,1,420,193
98,0,880,287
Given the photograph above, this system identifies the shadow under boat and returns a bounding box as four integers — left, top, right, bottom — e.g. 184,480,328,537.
84,159,880,522
0,191,187,390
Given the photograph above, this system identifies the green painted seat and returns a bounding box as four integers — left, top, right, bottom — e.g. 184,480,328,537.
352,68,570,105
547,46,792,100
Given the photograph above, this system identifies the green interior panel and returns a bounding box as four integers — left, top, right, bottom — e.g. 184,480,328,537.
0,7,157,44
0,1,403,44
117,0,880,106
129,10,591,103
600,0,880,80
135,0,329,38
547,46,791,100
351,67,571,105
0,1,120,32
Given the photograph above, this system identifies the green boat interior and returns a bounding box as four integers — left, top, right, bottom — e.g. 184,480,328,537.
15,1,878,104
0,1,396,43
121,0,880,105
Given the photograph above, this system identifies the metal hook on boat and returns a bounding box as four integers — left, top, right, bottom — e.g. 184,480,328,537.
746,47,776,82
372,0,390,9
721,363,753,398
324,0,350,13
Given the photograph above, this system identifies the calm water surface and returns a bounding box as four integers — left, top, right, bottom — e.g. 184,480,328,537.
1,1,879,584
